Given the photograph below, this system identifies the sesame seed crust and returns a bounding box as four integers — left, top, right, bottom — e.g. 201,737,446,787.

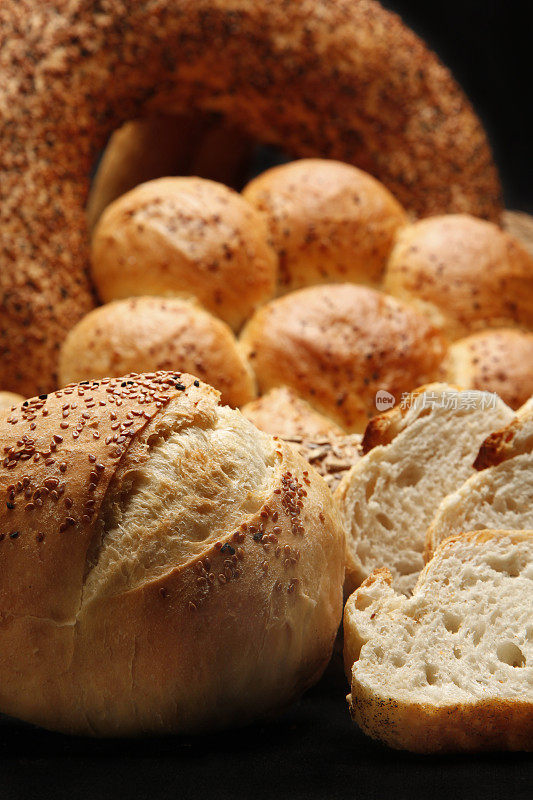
0,370,344,735
0,0,500,396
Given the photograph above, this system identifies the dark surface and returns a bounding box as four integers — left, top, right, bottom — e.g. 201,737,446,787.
1,657,531,800
382,0,532,213
2,2,532,798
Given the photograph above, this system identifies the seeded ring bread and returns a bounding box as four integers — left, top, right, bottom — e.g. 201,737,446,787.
0,0,500,395
0,372,344,735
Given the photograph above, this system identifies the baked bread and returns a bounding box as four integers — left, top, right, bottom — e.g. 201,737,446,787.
0,392,24,412
426,399,533,558
0,0,500,396
239,284,446,433
384,214,533,341
91,177,277,331
288,436,362,493
474,397,533,469
241,387,344,439
344,530,533,753
242,159,407,293
0,372,344,735
442,328,533,410
58,297,256,408
335,384,513,594
87,114,253,229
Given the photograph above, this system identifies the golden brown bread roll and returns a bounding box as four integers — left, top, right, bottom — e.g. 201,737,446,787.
384,215,533,340
0,372,344,735
1,0,501,396
58,297,255,408
87,114,254,229
241,387,344,439
0,392,24,412
442,329,533,410
91,178,278,331
240,285,447,433
243,159,408,294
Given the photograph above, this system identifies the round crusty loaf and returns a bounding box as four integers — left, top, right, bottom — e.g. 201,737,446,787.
384,215,533,341
0,0,500,396
242,159,408,294
0,392,25,412
91,178,277,331
0,372,344,735
239,284,447,433
241,387,344,439
442,328,533,410
58,297,256,408
87,114,254,229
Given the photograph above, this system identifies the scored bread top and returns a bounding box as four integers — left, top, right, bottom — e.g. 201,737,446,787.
0,370,345,734
0,372,218,622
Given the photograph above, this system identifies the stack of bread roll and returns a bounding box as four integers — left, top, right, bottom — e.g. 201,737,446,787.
68,154,533,445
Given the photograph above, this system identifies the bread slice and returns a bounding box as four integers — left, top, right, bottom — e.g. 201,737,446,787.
335,384,513,594
344,530,533,753
426,398,533,558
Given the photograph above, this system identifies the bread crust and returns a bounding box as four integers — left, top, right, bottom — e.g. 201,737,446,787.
58,296,256,407
345,531,533,752
442,329,533,410
242,159,407,294
0,392,25,412
0,372,345,735
91,177,277,331
384,215,533,341
241,387,343,439
361,382,459,454
474,398,533,470
0,0,500,394
87,114,254,229
240,286,446,433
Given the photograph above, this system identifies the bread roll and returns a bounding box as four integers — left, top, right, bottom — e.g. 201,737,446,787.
0,372,344,735
442,328,533,410
87,114,254,229
242,159,408,294
344,531,533,753
384,215,533,340
0,392,24,412
0,0,501,397
58,297,255,408
239,285,447,433
91,178,277,331
241,387,344,439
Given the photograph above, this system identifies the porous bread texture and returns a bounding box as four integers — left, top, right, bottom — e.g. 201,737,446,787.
241,386,344,439
335,384,514,594
0,0,500,395
242,159,407,294
58,296,256,407
84,405,276,601
426,397,533,558
91,177,277,332
344,531,533,753
0,372,345,735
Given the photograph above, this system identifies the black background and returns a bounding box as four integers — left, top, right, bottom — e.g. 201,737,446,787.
1,2,532,799
382,0,532,212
